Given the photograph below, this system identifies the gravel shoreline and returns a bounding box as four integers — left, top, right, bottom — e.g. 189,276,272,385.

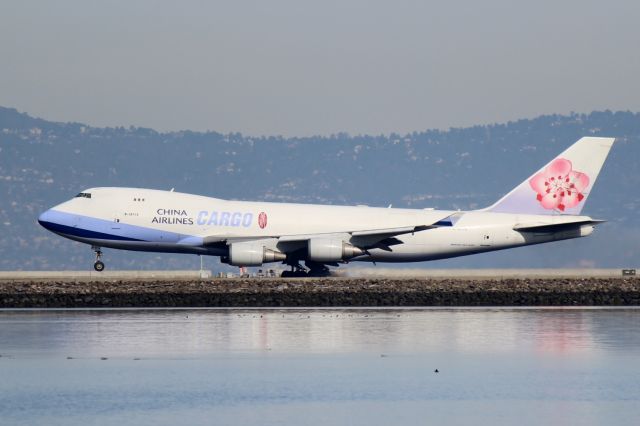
1,278,639,307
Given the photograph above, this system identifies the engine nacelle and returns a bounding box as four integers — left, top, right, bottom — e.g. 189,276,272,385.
307,239,364,262
226,243,286,266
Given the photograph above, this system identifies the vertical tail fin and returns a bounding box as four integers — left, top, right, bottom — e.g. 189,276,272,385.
486,137,615,215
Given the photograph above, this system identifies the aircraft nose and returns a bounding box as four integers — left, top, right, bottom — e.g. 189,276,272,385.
38,209,55,231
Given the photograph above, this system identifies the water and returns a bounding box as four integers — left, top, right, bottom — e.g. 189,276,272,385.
1,308,639,425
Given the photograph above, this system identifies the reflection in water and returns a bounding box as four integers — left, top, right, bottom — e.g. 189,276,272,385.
1,308,638,358
0,308,639,426
533,310,592,355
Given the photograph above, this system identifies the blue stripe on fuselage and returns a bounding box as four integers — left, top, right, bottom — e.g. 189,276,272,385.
38,209,185,243
39,220,144,241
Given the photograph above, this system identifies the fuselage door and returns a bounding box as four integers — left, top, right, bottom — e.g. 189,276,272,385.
480,231,492,247
111,213,122,231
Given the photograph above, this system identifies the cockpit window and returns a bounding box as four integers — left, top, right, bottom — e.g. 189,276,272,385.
75,192,92,199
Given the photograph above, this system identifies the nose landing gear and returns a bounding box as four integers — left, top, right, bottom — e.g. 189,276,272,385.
92,246,105,272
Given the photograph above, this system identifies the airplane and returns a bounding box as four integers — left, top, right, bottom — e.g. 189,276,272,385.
38,137,615,277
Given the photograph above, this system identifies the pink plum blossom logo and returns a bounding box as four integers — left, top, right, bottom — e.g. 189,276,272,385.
258,212,268,229
529,158,589,211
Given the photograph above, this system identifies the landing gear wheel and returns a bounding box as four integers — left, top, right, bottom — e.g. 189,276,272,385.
281,263,308,278
92,246,104,272
282,270,309,278
306,268,331,277
305,261,332,277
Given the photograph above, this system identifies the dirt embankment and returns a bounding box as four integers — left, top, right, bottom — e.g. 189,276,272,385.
1,278,639,308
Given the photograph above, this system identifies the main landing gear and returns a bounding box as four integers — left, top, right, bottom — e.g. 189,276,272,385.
280,261,332,278
92,246,105,272
281,263,307,278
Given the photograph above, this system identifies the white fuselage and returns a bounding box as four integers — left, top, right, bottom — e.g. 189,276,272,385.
38,187,596,264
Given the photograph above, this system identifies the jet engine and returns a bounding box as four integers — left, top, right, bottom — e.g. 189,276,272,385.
307,238,364,262
224,243,286,266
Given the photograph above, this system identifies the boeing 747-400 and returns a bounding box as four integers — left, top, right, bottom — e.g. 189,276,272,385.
38,137,615,276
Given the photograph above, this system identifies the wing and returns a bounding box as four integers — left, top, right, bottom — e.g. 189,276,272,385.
183,212,456,253
271,224,437,253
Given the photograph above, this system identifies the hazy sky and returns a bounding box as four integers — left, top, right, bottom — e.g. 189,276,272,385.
1,0,639,136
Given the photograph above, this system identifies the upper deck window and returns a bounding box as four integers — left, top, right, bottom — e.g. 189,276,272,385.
75,192,92,199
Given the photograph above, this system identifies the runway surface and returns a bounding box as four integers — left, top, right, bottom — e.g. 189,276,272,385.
0,274,638,307
0,268,635,281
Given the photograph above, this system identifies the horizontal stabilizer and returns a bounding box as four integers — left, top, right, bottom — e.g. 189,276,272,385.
513,219,605,233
